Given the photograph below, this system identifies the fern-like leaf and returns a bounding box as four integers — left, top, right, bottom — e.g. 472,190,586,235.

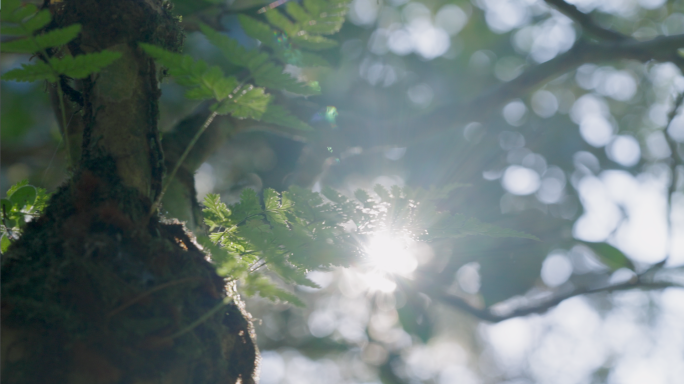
1,1,51,34
139,43,239,102
200,23,319,96
49,51,122,79
2,61,56,82
261,104,313,131
251,0,350,51
238,15,277,48
252,62,320,95
211,85,271,119
1,24,82,53
199,23,269,70
201,182,536,307
243,274,305,307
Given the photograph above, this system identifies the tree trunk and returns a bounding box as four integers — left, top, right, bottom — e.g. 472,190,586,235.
1,1,258,383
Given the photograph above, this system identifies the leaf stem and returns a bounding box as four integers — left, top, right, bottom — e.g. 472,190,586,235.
150,111,219,217
19,19,72,166
55,81,72,167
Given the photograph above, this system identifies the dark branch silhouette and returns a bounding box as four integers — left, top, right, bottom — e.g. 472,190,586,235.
408,270,682,323
543,0,628,42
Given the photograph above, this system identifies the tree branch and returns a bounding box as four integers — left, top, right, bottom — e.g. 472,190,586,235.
665,92,684,260
544,0,628,42
456,34,684,120
410,272,682,323
392,34,684,144
335,34,684,149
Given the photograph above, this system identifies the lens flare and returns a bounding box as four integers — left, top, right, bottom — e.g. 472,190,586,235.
365,233,418,276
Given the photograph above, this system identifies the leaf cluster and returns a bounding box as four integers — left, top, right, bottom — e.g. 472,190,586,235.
201,183,536,306
139,0,351,131
140,23,315,128
1,181,51,253
200,186,357,306
250,0,349,51
140,43,274,120
1,0,121,82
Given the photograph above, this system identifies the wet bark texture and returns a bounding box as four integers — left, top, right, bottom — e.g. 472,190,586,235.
1,1,258,383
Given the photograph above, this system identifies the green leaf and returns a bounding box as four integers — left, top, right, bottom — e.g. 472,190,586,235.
50,50,123,79
20,9,51,33
1,233,11,254
140,43,237,102
1,198,13,220
203,193,231,219
197,235,248,277
9,185,37,212
231,188,263,223
1,0,23,18
202,193,231,229
1,197,13,210
290,34,338,50
261,104,313,131
1,24,25,35
263,188,289,226
1,24,81,53
252,62,321,95
263,9,297,35
5,179,29,196
200,23,319,95
33,186,50,213
2,2,39,24
243,273,305,307
199,23,270,70
211,85,271,119
2,61,56,82
4,50,123,83
238,15,278,48
263,188,280,212
297,52,330,67
581,241,636,271
262,0,349,40
284,2,310,23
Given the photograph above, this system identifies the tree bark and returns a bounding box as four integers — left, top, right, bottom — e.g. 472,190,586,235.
1,1,258,383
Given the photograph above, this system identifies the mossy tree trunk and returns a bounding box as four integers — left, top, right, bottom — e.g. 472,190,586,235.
1,1,258,383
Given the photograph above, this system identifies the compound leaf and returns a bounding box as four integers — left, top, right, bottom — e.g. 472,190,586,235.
1,24,81,53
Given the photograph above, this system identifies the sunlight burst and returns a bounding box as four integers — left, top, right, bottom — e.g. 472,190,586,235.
365,233,418,276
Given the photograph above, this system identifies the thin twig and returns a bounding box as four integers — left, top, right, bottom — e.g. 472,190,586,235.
150,111,219,217
55,82,72,167
22,19,73,166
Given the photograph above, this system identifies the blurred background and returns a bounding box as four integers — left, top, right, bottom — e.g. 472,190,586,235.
3,0,684,382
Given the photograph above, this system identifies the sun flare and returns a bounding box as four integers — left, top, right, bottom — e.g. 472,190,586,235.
364,233,418,276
